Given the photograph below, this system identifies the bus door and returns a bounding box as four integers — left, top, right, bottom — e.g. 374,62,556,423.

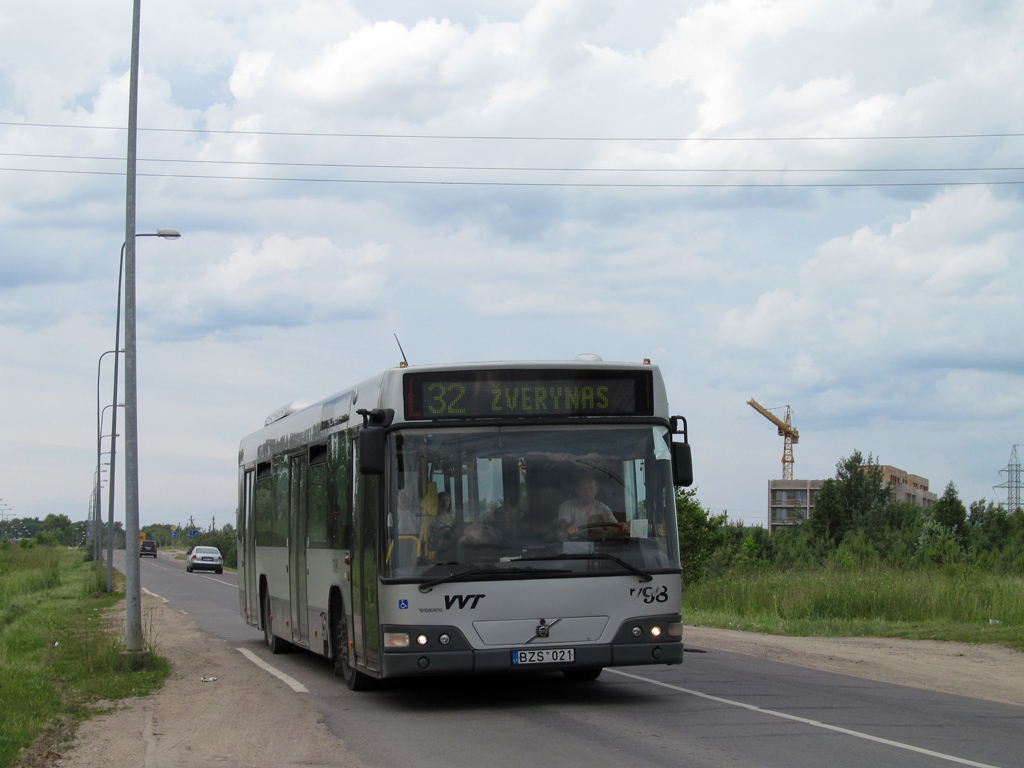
243,469,260,624
351,439,381,672
288,454,309,645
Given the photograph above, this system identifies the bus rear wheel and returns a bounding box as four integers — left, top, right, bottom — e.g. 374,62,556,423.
330,598,372,691
262,590,291,654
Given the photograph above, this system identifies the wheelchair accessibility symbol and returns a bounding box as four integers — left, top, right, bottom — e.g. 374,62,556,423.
399,599,409,609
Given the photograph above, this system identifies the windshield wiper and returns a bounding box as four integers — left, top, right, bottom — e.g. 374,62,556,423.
511,553,653,582
418,565,572,593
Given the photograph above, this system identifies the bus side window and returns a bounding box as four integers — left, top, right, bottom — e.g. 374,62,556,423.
254,462,273,546
272,456,289,546
329,432,353,549
307,460,330,547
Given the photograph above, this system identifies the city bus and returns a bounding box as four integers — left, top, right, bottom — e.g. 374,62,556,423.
236,356,693,690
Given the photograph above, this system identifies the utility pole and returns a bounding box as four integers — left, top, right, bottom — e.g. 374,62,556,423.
122,0,145,667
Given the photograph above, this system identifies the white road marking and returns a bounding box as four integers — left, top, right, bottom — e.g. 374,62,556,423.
196,573,235,586
606,669,1004,768
237,648,309,693
141,588,168,603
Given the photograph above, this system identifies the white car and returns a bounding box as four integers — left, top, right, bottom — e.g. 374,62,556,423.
185,546,224,574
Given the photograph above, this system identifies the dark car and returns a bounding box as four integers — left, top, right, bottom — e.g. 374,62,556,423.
140,540,158,558
185,545,224,574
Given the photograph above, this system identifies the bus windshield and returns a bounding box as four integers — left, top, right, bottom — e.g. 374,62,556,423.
383,425,680,581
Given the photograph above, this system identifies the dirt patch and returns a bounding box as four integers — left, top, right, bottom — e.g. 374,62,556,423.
42,593,364,768
686,625,1024,707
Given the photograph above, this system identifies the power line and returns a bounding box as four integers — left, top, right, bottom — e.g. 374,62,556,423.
3,151,1023,175
3,120,1024,142
1,165,1022,188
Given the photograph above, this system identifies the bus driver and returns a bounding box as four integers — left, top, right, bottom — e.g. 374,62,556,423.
557,474,628,538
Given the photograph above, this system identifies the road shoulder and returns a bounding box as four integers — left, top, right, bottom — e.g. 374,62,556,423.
52,593,363,768
686,625,1024,707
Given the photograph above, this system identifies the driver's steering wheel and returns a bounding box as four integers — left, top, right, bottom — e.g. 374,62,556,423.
568,521,624,541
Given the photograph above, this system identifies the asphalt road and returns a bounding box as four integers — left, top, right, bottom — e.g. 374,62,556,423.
119,550,1023,768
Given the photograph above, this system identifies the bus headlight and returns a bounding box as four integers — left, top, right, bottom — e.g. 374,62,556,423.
416,634,429,646
668,622,682,638
650,626,662,638
384,632,410,648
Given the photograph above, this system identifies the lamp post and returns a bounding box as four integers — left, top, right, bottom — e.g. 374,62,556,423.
1,500,12,541
107,232,176,593
95,349,119,564
123,0,185,660
103,403,124,591
91,468,108,551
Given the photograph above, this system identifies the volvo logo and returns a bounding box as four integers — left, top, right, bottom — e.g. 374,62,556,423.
525,618,561,643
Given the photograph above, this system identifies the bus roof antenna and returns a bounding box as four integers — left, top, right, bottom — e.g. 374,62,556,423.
394,334,410,368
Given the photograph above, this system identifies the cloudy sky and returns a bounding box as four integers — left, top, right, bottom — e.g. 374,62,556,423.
2,0,1022,530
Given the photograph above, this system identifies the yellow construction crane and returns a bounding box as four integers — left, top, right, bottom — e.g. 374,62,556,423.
748,399,799,480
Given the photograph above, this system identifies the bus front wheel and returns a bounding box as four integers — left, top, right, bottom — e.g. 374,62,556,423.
330,598,373,691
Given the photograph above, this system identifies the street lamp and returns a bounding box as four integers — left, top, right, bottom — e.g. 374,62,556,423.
90,467,109,549
120,0,183,661
102,402,124,590
96,349,120,563
0,500,12,541
107,230,179,600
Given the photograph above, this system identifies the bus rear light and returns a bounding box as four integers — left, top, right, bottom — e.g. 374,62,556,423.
384,632,410,648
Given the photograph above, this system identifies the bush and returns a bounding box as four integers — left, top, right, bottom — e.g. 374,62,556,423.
915,520,966,567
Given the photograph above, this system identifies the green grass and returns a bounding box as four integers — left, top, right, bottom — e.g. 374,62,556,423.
683,564,1024,653
0,542,169,767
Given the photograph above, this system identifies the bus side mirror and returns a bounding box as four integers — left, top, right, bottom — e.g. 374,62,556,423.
356,408,393,476
672,442,693,487
359,426,386,475
668,414,693,487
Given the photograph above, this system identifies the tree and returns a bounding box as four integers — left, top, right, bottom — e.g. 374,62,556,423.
41,513,75,546
809,451,889,544
676,487,726,586
930,481,968,543
967,499,1024,571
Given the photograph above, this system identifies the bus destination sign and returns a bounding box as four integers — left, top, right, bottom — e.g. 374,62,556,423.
404,369,654,420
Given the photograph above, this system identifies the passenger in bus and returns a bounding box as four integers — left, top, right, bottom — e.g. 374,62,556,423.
489,504,518,537
396,484,423,537
557,475,628,539
434,492,454,526
427,492,457,555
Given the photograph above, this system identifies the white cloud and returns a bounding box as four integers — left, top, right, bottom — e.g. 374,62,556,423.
284,19,467,104
147,235,389,338
2,0,1023,528
717,187,1024,428
229,51,275,100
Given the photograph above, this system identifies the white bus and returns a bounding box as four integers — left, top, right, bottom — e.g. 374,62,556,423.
237,357,693,690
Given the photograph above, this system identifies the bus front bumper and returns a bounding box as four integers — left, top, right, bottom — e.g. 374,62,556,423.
379,617,683,678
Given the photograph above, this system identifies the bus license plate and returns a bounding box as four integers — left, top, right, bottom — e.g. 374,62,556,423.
512,649,574,665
